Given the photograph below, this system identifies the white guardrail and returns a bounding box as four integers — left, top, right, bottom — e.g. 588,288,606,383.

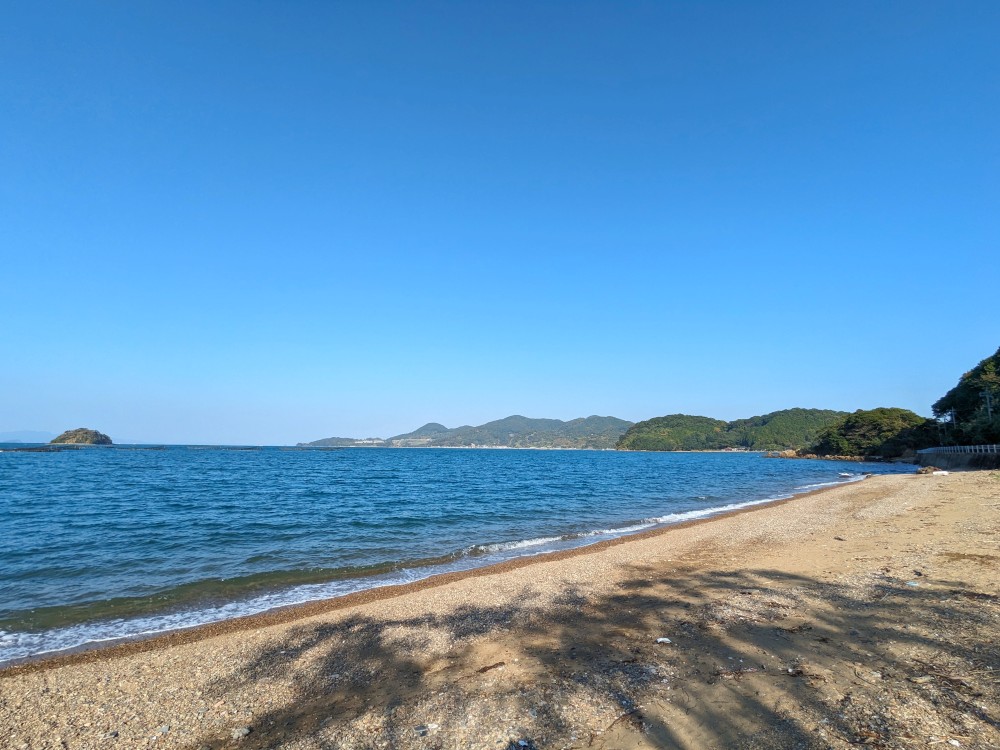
917,444,1000,454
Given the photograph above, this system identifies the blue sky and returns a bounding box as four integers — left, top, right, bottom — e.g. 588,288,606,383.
2,2,997,444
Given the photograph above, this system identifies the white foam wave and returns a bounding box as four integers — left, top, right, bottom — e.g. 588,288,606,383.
794,475,865,491
472,535,564,554
0,565,440,665
579,521,656,538
642,494,792,525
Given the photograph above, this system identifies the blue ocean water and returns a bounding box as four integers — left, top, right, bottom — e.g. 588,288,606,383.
0,446,909,663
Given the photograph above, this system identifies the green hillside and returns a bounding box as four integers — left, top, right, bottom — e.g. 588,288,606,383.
809,349,1000,458
390,415,633,449
616,408,847,451
932,345,1000,444
806,345,999,458
809,408,934,458
615,414,728,451
400,423,452,438
725,408,849,451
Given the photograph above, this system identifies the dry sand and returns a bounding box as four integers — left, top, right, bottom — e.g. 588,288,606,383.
2,471,999,750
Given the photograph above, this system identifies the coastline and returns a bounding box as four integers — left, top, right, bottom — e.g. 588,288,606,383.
0,479,829,676
3,471,998,749
0,463,868,671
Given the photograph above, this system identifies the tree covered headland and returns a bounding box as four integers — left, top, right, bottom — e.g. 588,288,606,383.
808,408,935,458
932,346,1000,445
617,346,999,458
615,414,728,451
615,409,846,451
807,345,999,458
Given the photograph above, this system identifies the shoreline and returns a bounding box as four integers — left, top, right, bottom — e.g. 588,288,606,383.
0,478,847,677
2,470,997,749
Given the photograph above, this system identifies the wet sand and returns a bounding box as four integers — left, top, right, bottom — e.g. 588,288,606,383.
3,471,999,749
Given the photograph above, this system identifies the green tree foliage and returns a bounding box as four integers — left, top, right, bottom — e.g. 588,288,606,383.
932,346,1000,444
809,408,934,458
616,414,729,451
726,409,848,450
615,409,846,451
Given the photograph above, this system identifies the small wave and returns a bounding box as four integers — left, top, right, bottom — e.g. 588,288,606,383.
578,521,657,538
639,494,790,526
470,535,564,555
793,481,840,490
0,565,442,664
794,475,864,491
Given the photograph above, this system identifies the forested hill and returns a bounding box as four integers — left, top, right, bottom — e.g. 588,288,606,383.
616,408,847,451
809,408,932,458
301,415,634,450
390,415,633,449
932,345,1000,444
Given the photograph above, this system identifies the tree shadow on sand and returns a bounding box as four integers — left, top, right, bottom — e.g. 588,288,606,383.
187,566,1000,749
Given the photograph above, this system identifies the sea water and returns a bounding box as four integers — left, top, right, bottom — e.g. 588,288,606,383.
0,446,908,664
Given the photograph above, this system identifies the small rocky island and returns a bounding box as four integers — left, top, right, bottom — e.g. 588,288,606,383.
51,428,113,445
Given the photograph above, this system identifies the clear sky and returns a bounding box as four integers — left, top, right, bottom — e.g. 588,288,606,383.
2,2,997,445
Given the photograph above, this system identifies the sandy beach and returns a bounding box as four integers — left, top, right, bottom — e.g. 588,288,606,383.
3,471,999,750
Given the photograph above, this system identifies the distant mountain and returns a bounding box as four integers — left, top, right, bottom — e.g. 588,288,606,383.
616,408,848,451
302,409,841,451
393,422,455,442
301,415,633,450
390,415,633,449
297,436,387,447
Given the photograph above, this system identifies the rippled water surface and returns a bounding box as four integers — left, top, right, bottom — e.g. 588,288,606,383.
0,446,909,662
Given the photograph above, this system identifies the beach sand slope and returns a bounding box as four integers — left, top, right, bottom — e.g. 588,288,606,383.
3,472,999,749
